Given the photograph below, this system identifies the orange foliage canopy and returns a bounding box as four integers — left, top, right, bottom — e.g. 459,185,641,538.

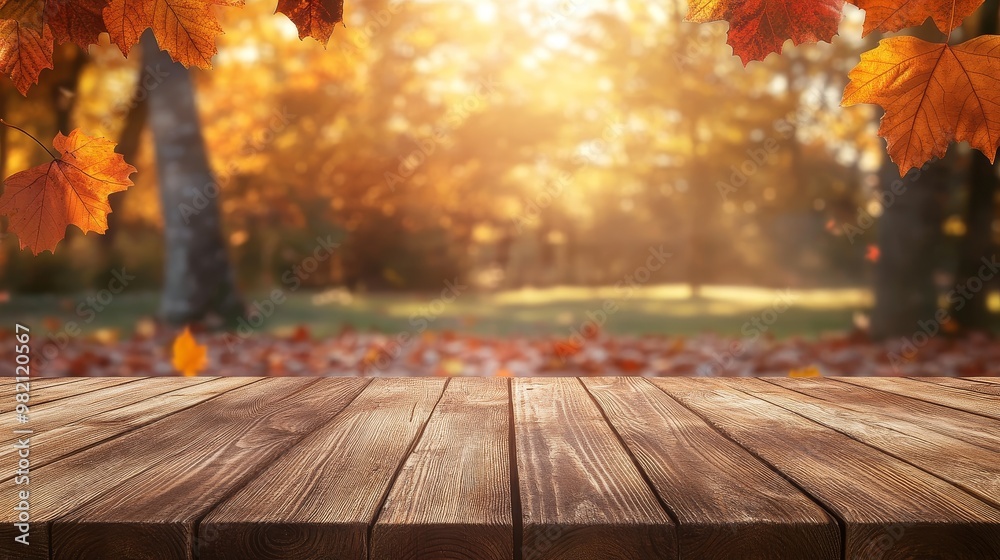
0,129,137,254
0,0,343,93
2,0,1000,256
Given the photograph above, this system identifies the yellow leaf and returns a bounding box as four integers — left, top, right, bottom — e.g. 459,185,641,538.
789,365,822,378
172,326,207,376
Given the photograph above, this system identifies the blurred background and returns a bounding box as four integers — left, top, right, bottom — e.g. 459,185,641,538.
1,0,999,377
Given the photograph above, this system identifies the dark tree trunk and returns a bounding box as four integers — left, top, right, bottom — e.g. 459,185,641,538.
141,31,244,326
869,21,953,340
102,77,149,250
870,159,948,339
50,45,87,135
952,0,999,330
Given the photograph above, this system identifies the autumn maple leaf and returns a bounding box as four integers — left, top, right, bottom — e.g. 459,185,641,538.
686,0,845,64
172,326,208,376
276,0,344,44
846,0,984,36
104,0,235,68
0,18,53,94
47,0,110,49
0,128,136,254
843,36,1000,176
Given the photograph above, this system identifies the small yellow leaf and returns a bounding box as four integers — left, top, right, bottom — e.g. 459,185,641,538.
172,326,207,376
789,365,822,378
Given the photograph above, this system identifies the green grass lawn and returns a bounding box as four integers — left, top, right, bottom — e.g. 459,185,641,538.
0,284,880,339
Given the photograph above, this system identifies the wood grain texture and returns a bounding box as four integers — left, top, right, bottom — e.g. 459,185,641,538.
372,378,512,560
0,376,84,401
513,378,676,560
0,377,192,448
0,378,328,560
740,378,1000,508
0,376,141,414
200,378,447,560
49,378,368,560
0,377,253,469
581,377,839,560
836,376,1000,420
653,377,1000,560
767,377,1000,454
917,377,1000,397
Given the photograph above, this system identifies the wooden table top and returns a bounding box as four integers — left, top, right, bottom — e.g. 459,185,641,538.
2,376,999,560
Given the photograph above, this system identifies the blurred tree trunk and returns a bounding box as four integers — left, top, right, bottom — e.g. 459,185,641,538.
101,81,148,251
51,45,87,135
870,160,947,339
141,31,244,326
952,0,1000,330
870,22,950,340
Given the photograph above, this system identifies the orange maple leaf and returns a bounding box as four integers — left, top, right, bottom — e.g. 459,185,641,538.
686,0,845,64
0,128,136,254
103,0,236,68
0,1,44,25
846,0,984,36
843,36,1000,176
275,0,344,44
0,18,53,94
171,326,208,376
46,0,110,49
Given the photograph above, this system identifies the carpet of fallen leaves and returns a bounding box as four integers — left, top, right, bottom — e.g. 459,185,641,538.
5,325,999,378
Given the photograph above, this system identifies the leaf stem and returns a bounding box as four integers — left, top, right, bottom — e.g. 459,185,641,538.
947,1,957,42
0,119,57,159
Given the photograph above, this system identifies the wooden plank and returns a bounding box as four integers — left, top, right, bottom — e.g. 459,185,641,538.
836,377,1000,420
740,378,1000,508
767,377,1000,454
200,378,447,560
49,378,369,560
0,377,199,447
513,378,676,560
653,378,1000,560
0,377,84,400
970,377,1000,385
0,378,359,560
371,378,512,560
916,377,1000,398
581,377,839,560
0,377,255,469
0,377,141,414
